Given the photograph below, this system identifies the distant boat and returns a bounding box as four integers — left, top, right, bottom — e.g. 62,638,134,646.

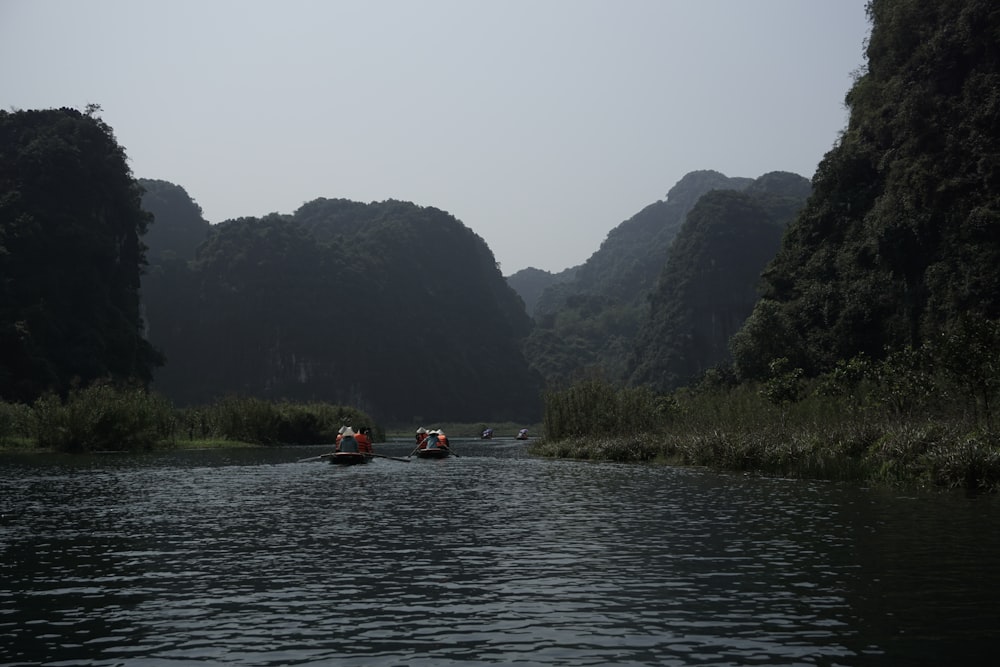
481,428,494,439
516,428,529,440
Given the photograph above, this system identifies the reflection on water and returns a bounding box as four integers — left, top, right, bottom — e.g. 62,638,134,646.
2,439,999,666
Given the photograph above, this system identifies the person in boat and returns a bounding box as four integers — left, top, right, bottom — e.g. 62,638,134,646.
422,429,439,449
338,427,360,453
481,428,493,439
517,428,529,440
415,427,429,449
436,429,451,449
334,425,347,451
354,427,374,454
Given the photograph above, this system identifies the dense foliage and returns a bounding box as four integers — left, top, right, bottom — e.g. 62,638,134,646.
141,196,542,423
0,107,162,403
0,384,377,452
733,0,1000,381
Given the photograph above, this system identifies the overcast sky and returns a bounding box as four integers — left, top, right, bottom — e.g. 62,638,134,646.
2,0,870,274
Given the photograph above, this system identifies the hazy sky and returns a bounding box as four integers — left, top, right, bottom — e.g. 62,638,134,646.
2,0,870,274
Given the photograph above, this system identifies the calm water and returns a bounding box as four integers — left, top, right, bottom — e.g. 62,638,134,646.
2,438,999,666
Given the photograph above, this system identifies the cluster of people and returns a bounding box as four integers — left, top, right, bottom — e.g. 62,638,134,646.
414,427,450,450
335,426,374,453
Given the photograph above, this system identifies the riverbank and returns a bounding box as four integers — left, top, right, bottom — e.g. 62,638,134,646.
530,420,1000,492
534,376,1000,492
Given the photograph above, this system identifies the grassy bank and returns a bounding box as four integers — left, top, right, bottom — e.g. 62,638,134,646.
531,378,1000,492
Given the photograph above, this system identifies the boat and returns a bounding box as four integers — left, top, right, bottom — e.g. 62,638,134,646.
328,426,373,464
413,446,451,459
516,428,529,440
413,429,454,459
327,451,373,465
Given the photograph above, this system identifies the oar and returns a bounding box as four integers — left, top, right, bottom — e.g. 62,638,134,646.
443,447,460,458
297,453,334,462
370,453,410,463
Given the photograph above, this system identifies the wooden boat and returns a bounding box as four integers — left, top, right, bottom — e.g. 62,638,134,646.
327,451,373,465
328,427,373,465
414,445,452,459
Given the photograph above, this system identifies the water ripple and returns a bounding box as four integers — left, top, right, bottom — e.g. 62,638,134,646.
3,443,1000,665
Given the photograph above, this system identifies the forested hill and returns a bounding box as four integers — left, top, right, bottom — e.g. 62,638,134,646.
628,172,811,392
731,0,1000,381
0,107,162,403
140,193,542,423
138,179,211,262
505,266,578,318
521,170,754,387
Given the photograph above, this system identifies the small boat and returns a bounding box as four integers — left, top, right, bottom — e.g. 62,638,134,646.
327,451,372,465
516,428,529,440
328,427,373,464
413,429,455,459
414,446,451,460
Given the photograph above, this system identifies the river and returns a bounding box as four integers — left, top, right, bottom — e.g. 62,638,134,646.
2,438,998,666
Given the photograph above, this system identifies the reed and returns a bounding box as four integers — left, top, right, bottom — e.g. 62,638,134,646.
173,397,378,446
532,372,1000,491
0,401,32,448
29,383,174,452
2,386,379,453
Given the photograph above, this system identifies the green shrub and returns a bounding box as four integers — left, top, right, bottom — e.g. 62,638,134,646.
29,384,173,452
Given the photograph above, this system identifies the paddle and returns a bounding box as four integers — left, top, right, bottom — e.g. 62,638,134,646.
297,453,334,462
370,453,410,463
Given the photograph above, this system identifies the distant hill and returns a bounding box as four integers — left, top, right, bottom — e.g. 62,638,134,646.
140,192,542,423
522,170,753,387
505,266,578,317
628,172,811,391
138,179,211,262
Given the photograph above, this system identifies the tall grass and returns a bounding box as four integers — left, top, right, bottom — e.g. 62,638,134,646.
29,383,174,452
2,385,380,453
531,375,1000,492
175,397,378,445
